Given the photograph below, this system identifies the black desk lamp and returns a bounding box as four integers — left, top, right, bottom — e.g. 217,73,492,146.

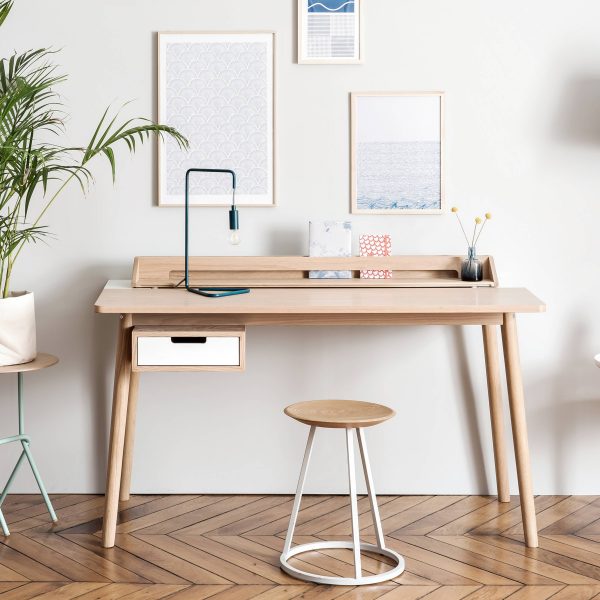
184,168,250,298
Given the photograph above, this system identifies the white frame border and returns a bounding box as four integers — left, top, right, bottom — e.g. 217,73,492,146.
297,0,364,65
350,91,445,215
157,31,277,207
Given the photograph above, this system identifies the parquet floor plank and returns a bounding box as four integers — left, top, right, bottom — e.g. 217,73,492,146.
506,586,565,600
0,582,68,599
294,496,399,537
470,534,600,584
1,534,115,583
172,496,297,537
175,534,304,584
134,534,275,585
450,534,599,585
505,496,598,535
61,534,191,585
469,497,567,536
374,586,439,599
111,534,233,585
247,497,348,536
387,537,520,585
390,497,495,536
33,582,110,599
371,497,466,537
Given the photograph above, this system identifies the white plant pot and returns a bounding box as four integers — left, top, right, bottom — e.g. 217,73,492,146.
0,291,37,366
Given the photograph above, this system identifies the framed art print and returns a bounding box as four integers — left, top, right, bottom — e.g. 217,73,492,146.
298,0,363,64
351,92,445,214
158,32,275,206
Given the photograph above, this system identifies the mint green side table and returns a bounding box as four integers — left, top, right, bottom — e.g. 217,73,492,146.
0,353,59,536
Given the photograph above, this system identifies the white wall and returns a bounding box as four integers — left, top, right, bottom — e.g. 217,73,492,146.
1,0,600,495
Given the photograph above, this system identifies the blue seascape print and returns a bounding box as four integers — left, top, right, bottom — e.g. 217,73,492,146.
356,141,441,210
308,0,355,13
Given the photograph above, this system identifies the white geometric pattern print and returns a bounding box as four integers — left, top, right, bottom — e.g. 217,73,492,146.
158,33,274,206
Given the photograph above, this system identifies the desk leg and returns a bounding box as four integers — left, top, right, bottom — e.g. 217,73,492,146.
120,371,140,501
501,312,538,548
482,325,510,503
102,314,133,549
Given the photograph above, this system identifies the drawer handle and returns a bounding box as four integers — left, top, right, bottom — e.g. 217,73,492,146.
170,337,207,344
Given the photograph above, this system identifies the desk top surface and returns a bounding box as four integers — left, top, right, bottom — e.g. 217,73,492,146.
95,280,546,315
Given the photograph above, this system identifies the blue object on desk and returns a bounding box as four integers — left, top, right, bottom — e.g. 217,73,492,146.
184,168,251,298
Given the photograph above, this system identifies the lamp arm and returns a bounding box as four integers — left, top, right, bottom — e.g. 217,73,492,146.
184,168,247,297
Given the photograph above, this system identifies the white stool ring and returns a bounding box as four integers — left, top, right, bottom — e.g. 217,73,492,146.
280,540,405,586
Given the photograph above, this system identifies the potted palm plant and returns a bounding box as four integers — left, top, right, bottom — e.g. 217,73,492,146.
0,0,188,365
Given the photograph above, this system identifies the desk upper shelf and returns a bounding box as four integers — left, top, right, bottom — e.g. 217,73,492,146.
131,256,499,289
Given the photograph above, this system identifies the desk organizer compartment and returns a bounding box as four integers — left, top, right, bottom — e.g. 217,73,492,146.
132,326,245,372
132,256,498,289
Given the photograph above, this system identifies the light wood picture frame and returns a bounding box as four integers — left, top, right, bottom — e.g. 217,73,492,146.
157,32,276,207
298,0,363,64
350,92,445,215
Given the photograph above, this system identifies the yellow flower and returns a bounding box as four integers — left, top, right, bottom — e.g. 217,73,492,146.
451,206,458,213
475,217,482,224
485,212,492,219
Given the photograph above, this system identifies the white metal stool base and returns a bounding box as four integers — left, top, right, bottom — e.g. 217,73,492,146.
281,425,405,586
280,540,405,586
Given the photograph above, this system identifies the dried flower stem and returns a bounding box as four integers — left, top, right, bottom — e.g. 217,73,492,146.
474,219,488,246
454,213,470,246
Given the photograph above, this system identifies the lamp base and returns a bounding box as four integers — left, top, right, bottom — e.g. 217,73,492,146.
186,286,250,298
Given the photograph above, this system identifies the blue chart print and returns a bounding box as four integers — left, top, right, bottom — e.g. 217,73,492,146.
306,0,357,59
308,0,355,13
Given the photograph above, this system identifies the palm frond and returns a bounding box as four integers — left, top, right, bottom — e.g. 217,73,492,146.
82,106,188,180
0,0,13,27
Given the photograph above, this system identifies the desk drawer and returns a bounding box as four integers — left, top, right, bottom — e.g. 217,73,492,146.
132,327,245,372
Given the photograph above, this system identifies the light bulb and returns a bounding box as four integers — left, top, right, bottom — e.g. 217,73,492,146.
229,230,241,246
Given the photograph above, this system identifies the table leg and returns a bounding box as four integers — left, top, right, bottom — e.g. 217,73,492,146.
482,325,510,503
501,312,538,548
120,371,140,501
102,314,133,548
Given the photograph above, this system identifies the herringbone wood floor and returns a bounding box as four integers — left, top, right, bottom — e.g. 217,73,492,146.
2,495,600,598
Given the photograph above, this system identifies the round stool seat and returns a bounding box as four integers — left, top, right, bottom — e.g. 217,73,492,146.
284,399,395,429
0,353,58,374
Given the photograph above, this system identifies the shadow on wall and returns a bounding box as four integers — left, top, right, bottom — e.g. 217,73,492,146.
448,327,488,493
39,263,127,490
526,317,600,493
554,77,600,144
267,227,306,255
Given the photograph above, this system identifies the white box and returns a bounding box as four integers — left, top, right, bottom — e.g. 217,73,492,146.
309,221,352,279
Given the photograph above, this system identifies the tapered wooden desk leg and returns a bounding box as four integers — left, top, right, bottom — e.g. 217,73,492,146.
120,371,140,501
482,325,510,503
102,314,133,548
501,313,538,548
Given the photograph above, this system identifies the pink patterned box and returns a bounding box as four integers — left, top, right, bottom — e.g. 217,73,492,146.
359,234,392,279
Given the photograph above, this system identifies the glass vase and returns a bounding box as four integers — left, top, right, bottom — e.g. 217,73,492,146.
461,246,483,282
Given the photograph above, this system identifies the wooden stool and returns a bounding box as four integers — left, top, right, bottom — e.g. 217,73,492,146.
0,354,59,536
280,400,405,586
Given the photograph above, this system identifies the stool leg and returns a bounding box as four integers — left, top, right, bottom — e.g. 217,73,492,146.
357,428,385,550
0,450,27,508
21,442,57,522
0,508,8,536
283,426,316,555
17,373,57,523
346,428,362,579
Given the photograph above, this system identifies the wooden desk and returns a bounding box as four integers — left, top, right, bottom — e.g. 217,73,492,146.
95,257,545,549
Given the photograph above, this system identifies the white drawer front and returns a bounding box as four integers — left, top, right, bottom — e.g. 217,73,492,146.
137,336,240,367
